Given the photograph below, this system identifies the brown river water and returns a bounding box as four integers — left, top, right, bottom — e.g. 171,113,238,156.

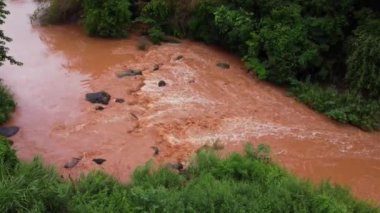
1,0,380,202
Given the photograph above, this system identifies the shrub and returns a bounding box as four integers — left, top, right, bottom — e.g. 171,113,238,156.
148,26,165,44
83,0,132,38
0,139,18,176
140,0,171,28
0,83,15,125
289,81,380,130
0,143,378,212
0,153,70,212
213,5,255,54
32,0,83,25
245,4,319,84
346,11,380,98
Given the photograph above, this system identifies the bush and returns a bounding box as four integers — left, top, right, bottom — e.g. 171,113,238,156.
0,138,18,176
140,0,171,28
245,4,319,84
346,11,380,98
0,142,70,212
0,143,378,212
83,0,132,38
289,81,380,130
0,83,15,125
213,5,255,54
32,0,83,25
148,26,165,44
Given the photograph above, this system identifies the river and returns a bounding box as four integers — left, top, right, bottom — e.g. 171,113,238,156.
1,0,379,202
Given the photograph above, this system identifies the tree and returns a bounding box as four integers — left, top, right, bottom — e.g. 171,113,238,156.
0,0,21,66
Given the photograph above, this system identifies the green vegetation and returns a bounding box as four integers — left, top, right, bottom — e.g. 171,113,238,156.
0,83,15,125
0,0,21,66
83,0,132,38
0,140,378,212
289,82,380,130
32,0,82,25
34,0,380,130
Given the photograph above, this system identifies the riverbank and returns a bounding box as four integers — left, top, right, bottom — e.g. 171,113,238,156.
1,139,378,212
1,0,380,203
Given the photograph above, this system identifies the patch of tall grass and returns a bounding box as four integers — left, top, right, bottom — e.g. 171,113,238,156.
289,81,380,131
0,82,15,125
0,140,378,212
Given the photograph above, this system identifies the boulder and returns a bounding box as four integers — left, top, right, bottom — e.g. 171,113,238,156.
153,64,160,71
64,157,82,169
216,63,230,69
95,105,105,111
115,98,125,103
93,158,106,165
116,69,142,78
0,126,20,137
85,91,111,105
158,80,167,87
151,146,160,156
171,162,184,171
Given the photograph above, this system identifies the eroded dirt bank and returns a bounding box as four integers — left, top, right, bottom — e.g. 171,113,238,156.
1,0,379,202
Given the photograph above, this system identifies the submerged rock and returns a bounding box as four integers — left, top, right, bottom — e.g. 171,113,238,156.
216,63,230,69
64,157,82,169
93,158,106,165
170,162,184,171
158,80,167,87
116,69,142,78
0,126,20,137
115,98,125,103
153,64,160,71
86,91,111,105
151,146,160,156
95,105,105,111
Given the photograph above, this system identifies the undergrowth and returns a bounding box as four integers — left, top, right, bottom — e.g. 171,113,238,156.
289,81,380,131
0,140,378,212
0,82,15,125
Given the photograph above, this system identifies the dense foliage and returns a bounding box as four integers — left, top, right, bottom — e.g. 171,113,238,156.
0,0,21,66
0,140,378,212
83,0,132,38
29,0,380,129
0,83,15,125
134,0,380,130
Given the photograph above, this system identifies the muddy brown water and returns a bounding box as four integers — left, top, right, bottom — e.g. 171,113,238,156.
1,0,380,202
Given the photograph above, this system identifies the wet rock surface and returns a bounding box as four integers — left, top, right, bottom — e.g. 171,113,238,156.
0,126,20,137
153,64,160,71
158,80,166,87
93,158,106,165
115,98,125,103
216,63,230,69
86,91,111,105
116,69,142,78
95,105,105,111
151,146,160,156
64,157,82,169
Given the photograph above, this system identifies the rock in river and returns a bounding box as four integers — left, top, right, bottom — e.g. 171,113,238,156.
93,158,106,165
115,98,125,103
158,80,167,87
64,157,82,169
116,69,142,78
0,126,20,137
216,63,230,69
85,91,111,105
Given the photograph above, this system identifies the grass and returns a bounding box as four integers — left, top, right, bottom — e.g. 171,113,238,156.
0,82,16,125
0,139,378,212
289,81,380,131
